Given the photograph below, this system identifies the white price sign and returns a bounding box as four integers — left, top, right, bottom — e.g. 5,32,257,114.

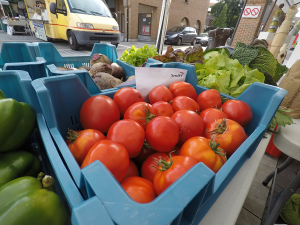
242,6,261,18
135,67,187,102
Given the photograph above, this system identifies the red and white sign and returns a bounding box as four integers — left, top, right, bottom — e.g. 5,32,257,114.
242,6,261,18
142,25,150,35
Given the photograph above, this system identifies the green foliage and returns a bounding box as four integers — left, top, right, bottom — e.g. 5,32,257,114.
231,42,259,66
196,49,265,97
280,194,300,225
232,42,282,79
274,63,289,82
269,109,295,129
263,72,277,86
212,4,228,28
203,47,231,59
248,47,277,77
119,45,158,67
211,0,244,29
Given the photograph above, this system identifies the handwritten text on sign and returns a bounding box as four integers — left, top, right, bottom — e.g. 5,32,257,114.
135,67,187,102
242,6,261,18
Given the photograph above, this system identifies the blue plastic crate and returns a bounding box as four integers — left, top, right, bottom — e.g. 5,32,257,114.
32,72,286,224
0,42,47,79
116,59,136,79
0,70,115,225
35,42,118,68
32,42,135,95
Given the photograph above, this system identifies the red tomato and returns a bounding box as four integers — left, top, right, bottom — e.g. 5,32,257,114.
121,177,156,203
132,145,156,166
153,155,197,195
200,108,229,128
80,95,120,133
152,101,174,117
171,110,204,145
141,152,170,183
123,160,139,181
81,140,129,182
149,85,174,104
205,119,247,157
113,87,144,117
107,119,145,158
180,136,227,173
221,100,253,127
169,81,197,100
124,102,158,130
171,96,200,113
146,116,179,152
196,89,222,111
67,129,105,165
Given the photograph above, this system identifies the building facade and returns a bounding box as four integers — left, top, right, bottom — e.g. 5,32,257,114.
105,0,209,41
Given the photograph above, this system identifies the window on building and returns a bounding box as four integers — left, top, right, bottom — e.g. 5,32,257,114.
180,17,189,27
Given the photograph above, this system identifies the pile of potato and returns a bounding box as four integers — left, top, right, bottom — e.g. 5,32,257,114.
57,53,127,90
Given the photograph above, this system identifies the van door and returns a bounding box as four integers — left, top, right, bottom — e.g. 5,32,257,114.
56,0,68,40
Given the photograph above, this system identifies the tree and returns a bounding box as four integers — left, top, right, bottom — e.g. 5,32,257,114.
212,4,228,28
211,0,244,29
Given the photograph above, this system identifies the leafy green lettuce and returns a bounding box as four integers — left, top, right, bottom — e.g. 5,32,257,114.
119,45,158,67
196,49,265,97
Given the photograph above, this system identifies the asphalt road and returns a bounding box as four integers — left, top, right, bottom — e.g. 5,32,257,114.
0,31,205,57
51,40,205,57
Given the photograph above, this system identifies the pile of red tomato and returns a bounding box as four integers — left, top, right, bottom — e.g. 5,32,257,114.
66,81,253,204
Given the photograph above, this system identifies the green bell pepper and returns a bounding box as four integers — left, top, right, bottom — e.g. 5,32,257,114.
0,176,68,225
0,90,36,152
0,151,41,187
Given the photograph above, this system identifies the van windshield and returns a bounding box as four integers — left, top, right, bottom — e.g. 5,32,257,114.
67,0,112,17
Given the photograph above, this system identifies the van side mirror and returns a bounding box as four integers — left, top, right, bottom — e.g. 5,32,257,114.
50,3,56,14
112,12,118,21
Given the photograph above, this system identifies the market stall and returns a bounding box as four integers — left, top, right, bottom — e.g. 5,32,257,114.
24,0,48,40
0,0,32,35
0,0,300,224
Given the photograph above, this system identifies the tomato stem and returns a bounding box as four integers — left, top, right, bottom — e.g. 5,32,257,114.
143,141,153,150
206,119,228,135
221,96,229,104
66,129,80,143
150,153,174,172
139,105,156,125
209,138,226,157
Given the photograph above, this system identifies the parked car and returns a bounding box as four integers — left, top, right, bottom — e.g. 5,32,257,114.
196,33,209,46
164,26,197,46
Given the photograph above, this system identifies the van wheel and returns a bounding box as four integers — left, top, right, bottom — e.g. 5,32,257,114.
68,31,80,51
